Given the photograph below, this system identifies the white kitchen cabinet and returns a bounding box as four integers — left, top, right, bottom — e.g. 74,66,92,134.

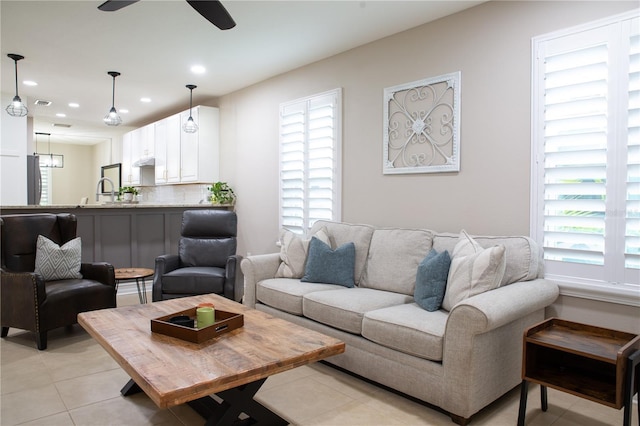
152,106,218,185
154,113,180,184
125,105,219,186
138,123,155,159
121,132,137,186
122,123,155,186
179,106,219,183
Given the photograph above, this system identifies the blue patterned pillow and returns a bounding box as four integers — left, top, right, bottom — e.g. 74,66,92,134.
301,237,355,287
414,249,451,311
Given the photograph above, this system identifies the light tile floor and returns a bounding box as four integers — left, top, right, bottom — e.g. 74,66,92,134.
1,292,637,426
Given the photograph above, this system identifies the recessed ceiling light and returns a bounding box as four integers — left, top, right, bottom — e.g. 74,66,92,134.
68,102,80,108
140,97,151,103
56,113,66,117
191,65,206,74
119,109,129,114
23,80,38,86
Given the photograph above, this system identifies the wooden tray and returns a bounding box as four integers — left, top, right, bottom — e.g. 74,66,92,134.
151,308,244,343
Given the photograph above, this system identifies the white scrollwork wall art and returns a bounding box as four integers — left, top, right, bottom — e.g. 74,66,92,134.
383,71,461,174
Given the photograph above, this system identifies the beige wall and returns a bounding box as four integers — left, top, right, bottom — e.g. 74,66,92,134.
47,136,120,205
49,143,96,204
219,1,639,329
221,0,637,254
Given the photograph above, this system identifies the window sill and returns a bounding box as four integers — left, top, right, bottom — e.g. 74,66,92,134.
547,274,640,307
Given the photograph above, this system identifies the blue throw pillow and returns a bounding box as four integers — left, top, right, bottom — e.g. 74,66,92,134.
414,249,451,311
301,237,356,287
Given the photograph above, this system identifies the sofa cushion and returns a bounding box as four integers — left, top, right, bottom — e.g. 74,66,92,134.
35,235,82,281
161,266,225,295
303,288,413,334
360,228,433,295
256,278,345,315
414,249,451,311
362,303,448,361
275,227,330,278
301,238,356,287
433,232,542,286
442,231,506,311
309,221,375,285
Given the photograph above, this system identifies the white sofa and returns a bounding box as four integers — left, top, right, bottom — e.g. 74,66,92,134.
241,220,559,424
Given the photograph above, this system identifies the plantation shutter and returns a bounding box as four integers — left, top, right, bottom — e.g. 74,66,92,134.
279,89,341,234
533,12,639,290
541,29,610,268
39,164,50,205
626,22,639,277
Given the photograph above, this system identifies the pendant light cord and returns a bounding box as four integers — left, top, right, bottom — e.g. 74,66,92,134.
189,88,193,116
13,59,19,97
111,75,116,108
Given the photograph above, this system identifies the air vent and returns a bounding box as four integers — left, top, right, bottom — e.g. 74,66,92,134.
52,123,71,128
34,99,52,106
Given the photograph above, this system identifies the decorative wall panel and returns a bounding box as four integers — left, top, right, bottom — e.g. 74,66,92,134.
383,71,461,174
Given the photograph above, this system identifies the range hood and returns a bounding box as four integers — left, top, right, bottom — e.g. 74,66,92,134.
132,157,155,167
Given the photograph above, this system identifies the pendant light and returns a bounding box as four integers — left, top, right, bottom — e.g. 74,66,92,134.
5,54,28,117
103,71,122,126
182,84,198,133
35,132,64,168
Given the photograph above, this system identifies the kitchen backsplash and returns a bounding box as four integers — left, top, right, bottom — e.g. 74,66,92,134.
137,184,211,205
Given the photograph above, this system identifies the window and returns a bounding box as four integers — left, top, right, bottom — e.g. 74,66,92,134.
531,11,639,303
279,89,342,234
39,164,51,205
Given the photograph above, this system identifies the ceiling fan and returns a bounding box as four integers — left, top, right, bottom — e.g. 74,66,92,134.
97,0,236,30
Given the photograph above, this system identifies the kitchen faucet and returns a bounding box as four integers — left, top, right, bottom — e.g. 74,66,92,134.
96,177,115,203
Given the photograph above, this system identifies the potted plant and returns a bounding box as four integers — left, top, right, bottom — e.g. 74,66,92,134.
207,182,235,205
119,186,139,202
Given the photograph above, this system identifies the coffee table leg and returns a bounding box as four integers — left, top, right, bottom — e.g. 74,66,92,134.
187,378,287,426
121,379,142,396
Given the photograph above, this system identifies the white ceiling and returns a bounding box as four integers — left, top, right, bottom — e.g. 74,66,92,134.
1,0,483,145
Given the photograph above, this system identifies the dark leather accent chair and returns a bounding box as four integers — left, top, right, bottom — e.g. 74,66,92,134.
0,213,116,350
153,210,241,302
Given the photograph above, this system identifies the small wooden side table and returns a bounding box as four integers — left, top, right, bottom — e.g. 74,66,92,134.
518,318,640,426
114,268,154,304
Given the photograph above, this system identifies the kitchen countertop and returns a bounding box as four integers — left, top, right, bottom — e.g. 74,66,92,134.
1,203,232,209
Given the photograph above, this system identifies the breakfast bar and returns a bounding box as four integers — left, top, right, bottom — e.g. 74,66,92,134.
0,204,231,270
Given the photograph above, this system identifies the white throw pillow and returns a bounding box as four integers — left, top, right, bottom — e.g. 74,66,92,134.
34,235,82,281
275,228,330,278
441,230,506,311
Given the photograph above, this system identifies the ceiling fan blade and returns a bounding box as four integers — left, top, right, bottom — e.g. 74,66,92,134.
187,1,236,30
98,0,140,12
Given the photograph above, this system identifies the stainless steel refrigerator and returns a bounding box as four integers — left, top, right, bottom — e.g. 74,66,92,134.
27,155,42,205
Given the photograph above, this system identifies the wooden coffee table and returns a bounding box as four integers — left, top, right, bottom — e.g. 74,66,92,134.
78,294,345,425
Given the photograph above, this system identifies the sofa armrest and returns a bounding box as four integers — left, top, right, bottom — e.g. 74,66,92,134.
440,278,559,418
152,254,180,302
240,253,281,308
447,278,559,335
80,262,116,287
0,270,45,331
224,255,242,302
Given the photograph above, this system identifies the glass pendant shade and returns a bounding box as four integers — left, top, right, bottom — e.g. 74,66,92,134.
6,54,28,117
183,116,199,133
104,106,122,126
6,95,28,117
104,71,122,126
182,84,198,133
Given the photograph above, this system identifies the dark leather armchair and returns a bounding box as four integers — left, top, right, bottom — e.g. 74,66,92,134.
153,210,241,302
0,213,116,350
